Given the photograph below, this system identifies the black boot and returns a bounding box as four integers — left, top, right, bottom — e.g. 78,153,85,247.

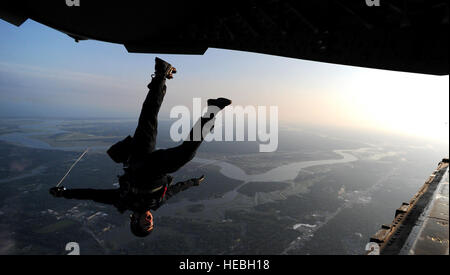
154,57,177,79
207,98,232,110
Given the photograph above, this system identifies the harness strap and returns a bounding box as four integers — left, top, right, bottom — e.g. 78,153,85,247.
127,176,173,195
161,186,168,199
129,185,163,195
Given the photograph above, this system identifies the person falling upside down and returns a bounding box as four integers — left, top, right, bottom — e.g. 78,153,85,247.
49,57,232,237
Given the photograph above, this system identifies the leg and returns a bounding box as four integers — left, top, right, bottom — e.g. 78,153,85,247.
158,116,212,174
130,57,176,159
156,98,231,174
130,75,167,157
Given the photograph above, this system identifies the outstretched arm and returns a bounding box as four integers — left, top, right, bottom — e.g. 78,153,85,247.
50,186,120,206
164,175,205,201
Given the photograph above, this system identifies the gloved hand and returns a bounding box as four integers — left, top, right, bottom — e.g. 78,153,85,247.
49,186,66,197
193,175,205,186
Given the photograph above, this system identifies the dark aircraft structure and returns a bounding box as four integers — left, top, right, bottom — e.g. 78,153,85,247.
369,158,449,255
0,0,448,75
1,0,448,254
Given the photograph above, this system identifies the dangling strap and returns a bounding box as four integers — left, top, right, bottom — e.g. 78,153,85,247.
56,148,89,187
161,185,168,200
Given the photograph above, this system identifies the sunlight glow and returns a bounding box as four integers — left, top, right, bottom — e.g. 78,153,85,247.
341,70,449,142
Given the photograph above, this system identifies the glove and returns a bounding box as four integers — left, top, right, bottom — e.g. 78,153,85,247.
49,186,66,197
193,175,205,186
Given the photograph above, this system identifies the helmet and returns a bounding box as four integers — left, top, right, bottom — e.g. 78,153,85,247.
130,210,154,237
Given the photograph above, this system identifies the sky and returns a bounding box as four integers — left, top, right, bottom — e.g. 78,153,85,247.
0,19,448,144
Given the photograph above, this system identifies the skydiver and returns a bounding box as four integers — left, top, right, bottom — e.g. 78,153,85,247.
49,57,232,237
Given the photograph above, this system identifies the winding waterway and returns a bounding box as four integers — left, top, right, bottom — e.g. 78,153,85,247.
1,119,362,221
193,149,358,183
158,149,361,218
